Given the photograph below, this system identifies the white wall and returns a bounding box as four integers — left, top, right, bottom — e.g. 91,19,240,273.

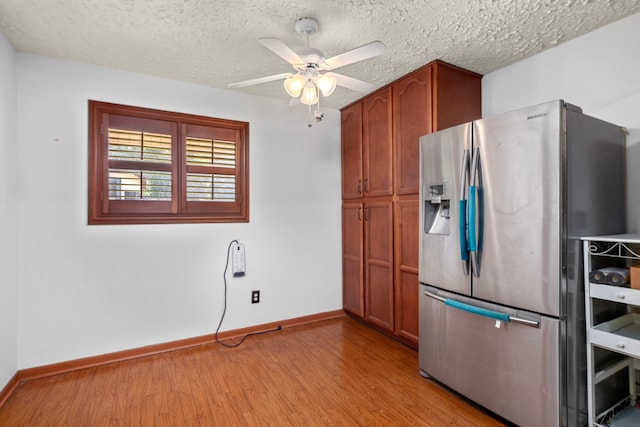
0,33,19,389
482,12,640,232
15,54,342,369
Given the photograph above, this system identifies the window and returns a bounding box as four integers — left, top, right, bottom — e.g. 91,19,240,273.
88,101,249,224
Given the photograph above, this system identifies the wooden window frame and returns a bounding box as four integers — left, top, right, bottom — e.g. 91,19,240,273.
88,101,249,224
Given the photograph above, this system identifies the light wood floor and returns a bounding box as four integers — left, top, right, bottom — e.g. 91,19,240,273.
0,316,507,426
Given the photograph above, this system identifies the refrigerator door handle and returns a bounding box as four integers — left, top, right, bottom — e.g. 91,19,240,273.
468,148,480,277
424,290,540,328
445,298,510,322
459,149,470,275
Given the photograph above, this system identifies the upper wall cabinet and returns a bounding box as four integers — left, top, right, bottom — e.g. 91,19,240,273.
341,87,394,200
341,103,363,200
363,87,394,198
393,62,483,195
341,60,482,201
393,67,433,196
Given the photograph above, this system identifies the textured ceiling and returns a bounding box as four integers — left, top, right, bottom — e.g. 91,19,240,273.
1,0,640,109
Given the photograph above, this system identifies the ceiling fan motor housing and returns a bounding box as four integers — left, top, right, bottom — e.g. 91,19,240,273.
295,17,318,35
297,47,324,66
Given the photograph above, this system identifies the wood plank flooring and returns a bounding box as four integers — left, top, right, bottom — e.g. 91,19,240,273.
0,316,507,426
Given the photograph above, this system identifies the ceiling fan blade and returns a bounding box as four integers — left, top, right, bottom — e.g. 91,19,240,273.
323,41,386,70
228,73,292,88
326,72,377,94
259,38,305,66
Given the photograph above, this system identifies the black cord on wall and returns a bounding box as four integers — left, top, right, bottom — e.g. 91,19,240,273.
215,239,281,348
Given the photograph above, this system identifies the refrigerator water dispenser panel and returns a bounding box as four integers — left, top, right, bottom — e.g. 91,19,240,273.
424,182,450,235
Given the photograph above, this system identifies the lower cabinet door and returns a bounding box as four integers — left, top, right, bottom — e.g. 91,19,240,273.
364,200,394,331
342,202,364,317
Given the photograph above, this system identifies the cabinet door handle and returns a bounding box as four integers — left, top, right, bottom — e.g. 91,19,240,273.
364,178,369,193
357,207,362,221
357,180,362,194
364,207,368,221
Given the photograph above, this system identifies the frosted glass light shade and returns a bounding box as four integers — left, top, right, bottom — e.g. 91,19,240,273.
300,84,319,105
316,74,337,97
284,75,305,97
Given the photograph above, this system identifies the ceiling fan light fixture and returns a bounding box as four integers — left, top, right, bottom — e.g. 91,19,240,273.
228,17,385,123
316,74,337,97
300,82,319,106
284,74,305,97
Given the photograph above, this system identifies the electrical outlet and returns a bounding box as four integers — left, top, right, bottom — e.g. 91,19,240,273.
251,290,260,304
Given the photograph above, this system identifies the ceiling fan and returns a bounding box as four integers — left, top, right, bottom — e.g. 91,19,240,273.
228,17,386,108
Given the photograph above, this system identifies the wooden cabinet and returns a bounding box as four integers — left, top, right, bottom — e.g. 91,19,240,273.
342,202,364,316
341,60,482,347
363,200,394,331
363,87,394,198
341,103,363,200
393,67,432,196
342,200,394,332
394,196,419,343
392,62,483,196
341,87,393,200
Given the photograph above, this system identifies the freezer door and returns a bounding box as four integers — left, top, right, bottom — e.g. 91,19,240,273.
419,123,472,295
419,285,560,427
471,100,562,316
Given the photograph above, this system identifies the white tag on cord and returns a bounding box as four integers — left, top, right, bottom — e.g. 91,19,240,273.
495,320,502,328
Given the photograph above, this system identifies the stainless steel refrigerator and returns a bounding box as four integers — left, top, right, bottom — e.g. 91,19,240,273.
418,100,626,427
